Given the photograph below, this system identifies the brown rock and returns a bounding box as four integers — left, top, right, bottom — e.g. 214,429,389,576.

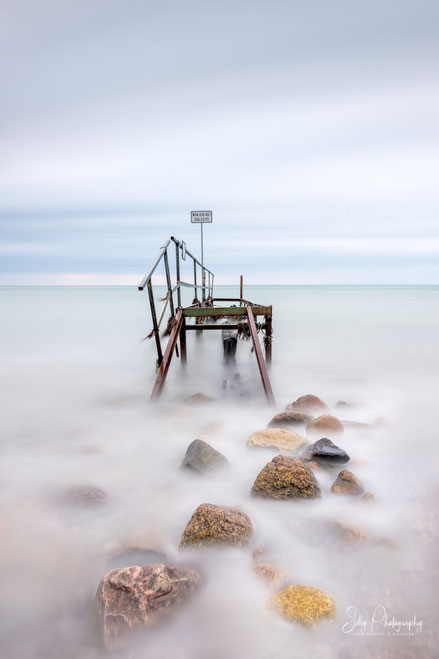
333,520,369,543
251,455,321,500
184,393,215,405
248,428,307,453
96,564,200,649
267,411,314,429
331,469,365,496
285,394,328,414
254,563,283,587
306,415,344,437
179,503,253,549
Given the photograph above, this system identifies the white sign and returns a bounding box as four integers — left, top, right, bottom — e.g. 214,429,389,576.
191,210,213,223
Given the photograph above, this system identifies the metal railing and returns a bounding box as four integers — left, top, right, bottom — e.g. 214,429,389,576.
138,236,214,366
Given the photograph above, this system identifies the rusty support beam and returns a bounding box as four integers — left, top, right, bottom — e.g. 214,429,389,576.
265,314,272,364
150,309,183,400
180,316,187,364
247,306,275,405
184,305,271,318
185,323,267,330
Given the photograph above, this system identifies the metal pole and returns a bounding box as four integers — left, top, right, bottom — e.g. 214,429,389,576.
201,223,206,300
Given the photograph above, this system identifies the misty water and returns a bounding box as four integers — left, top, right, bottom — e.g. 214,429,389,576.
1,285,438,658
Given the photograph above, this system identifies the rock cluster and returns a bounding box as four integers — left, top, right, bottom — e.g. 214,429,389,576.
251,455,321,500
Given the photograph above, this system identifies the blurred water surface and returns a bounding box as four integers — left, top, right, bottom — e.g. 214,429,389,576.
1,285,438,658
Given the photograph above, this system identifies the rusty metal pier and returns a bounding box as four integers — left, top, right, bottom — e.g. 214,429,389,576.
139,236,274,404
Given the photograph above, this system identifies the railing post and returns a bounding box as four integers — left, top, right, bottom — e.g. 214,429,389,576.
147,280,163,366
180,316,187,364
265,314,272,364
193,260,198,301
202,267,206,301
175,241,181,307
163,248,175,317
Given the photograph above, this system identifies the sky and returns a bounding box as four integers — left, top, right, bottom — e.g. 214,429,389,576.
1,0,438,285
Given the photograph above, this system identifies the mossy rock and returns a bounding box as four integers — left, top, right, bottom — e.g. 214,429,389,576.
268,584,336,625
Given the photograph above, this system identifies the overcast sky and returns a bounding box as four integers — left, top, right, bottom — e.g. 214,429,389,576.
1,0,438,284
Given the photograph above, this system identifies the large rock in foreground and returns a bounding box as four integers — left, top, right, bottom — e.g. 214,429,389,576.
179,503,253,549
267,411,314,429
181,439,228,473
96,564,200,649
251,455,321,500
331,469,364,496
268,584,336,625
285,394,328,414
301,438,349,465
306,415,344,437
248,428,307,453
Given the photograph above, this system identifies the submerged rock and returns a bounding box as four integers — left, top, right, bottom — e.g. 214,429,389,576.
331,469,365,496
184,393,215,405
333,520,369,543
285,394,328,414
248,428,307,453
361,492,375,502
268,584,336,625
301,438,350,465
62,485,107,509
267,411,314,429
254,563,283,587
251,455,321,500
107,547,168,569
179,503,253,549
306,415,344,437
181,439,228,473
96,564,200,649
341,420,374,431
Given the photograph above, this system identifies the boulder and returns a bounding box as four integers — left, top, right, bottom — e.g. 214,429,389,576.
251,455,321,500
301,438,349,465
285,394,328,414
62,485,107,509
181,439,228,473
361,492,375,502
268,584,336,625
184,393,215,405
267,411,314,429
248,428,307,453
254,563,283,587
306,415,344,437
179,503,253,549
331,469,365,496
96,564,200,649
107,548,168,570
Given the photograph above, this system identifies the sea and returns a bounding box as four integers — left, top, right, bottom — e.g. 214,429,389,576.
1,285,438,658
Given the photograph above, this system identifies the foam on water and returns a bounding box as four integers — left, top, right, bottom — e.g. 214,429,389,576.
1,285,438,658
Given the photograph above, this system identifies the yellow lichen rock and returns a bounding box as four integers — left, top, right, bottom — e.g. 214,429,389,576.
268,584,336,626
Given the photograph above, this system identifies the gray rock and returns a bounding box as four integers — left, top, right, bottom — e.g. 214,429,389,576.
181,439,228,473
301,438,350,465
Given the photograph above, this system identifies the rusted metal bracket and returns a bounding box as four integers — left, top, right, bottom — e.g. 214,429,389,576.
247,306,275,405
150,308,184,400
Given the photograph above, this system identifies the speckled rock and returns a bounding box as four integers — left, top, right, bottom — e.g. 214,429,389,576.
301,438,349,465
248,428,307,453
181,439,228,473
306,415,344,437
285,395,328,414
96,564,200,649
62,485,107,509
179,503,253,549
331,469,365,496
267,411,314,429
268,584,336,625
254,563,283,587
251,455,321,500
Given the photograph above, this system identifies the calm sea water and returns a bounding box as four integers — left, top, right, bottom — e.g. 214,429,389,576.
1,285,438,658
